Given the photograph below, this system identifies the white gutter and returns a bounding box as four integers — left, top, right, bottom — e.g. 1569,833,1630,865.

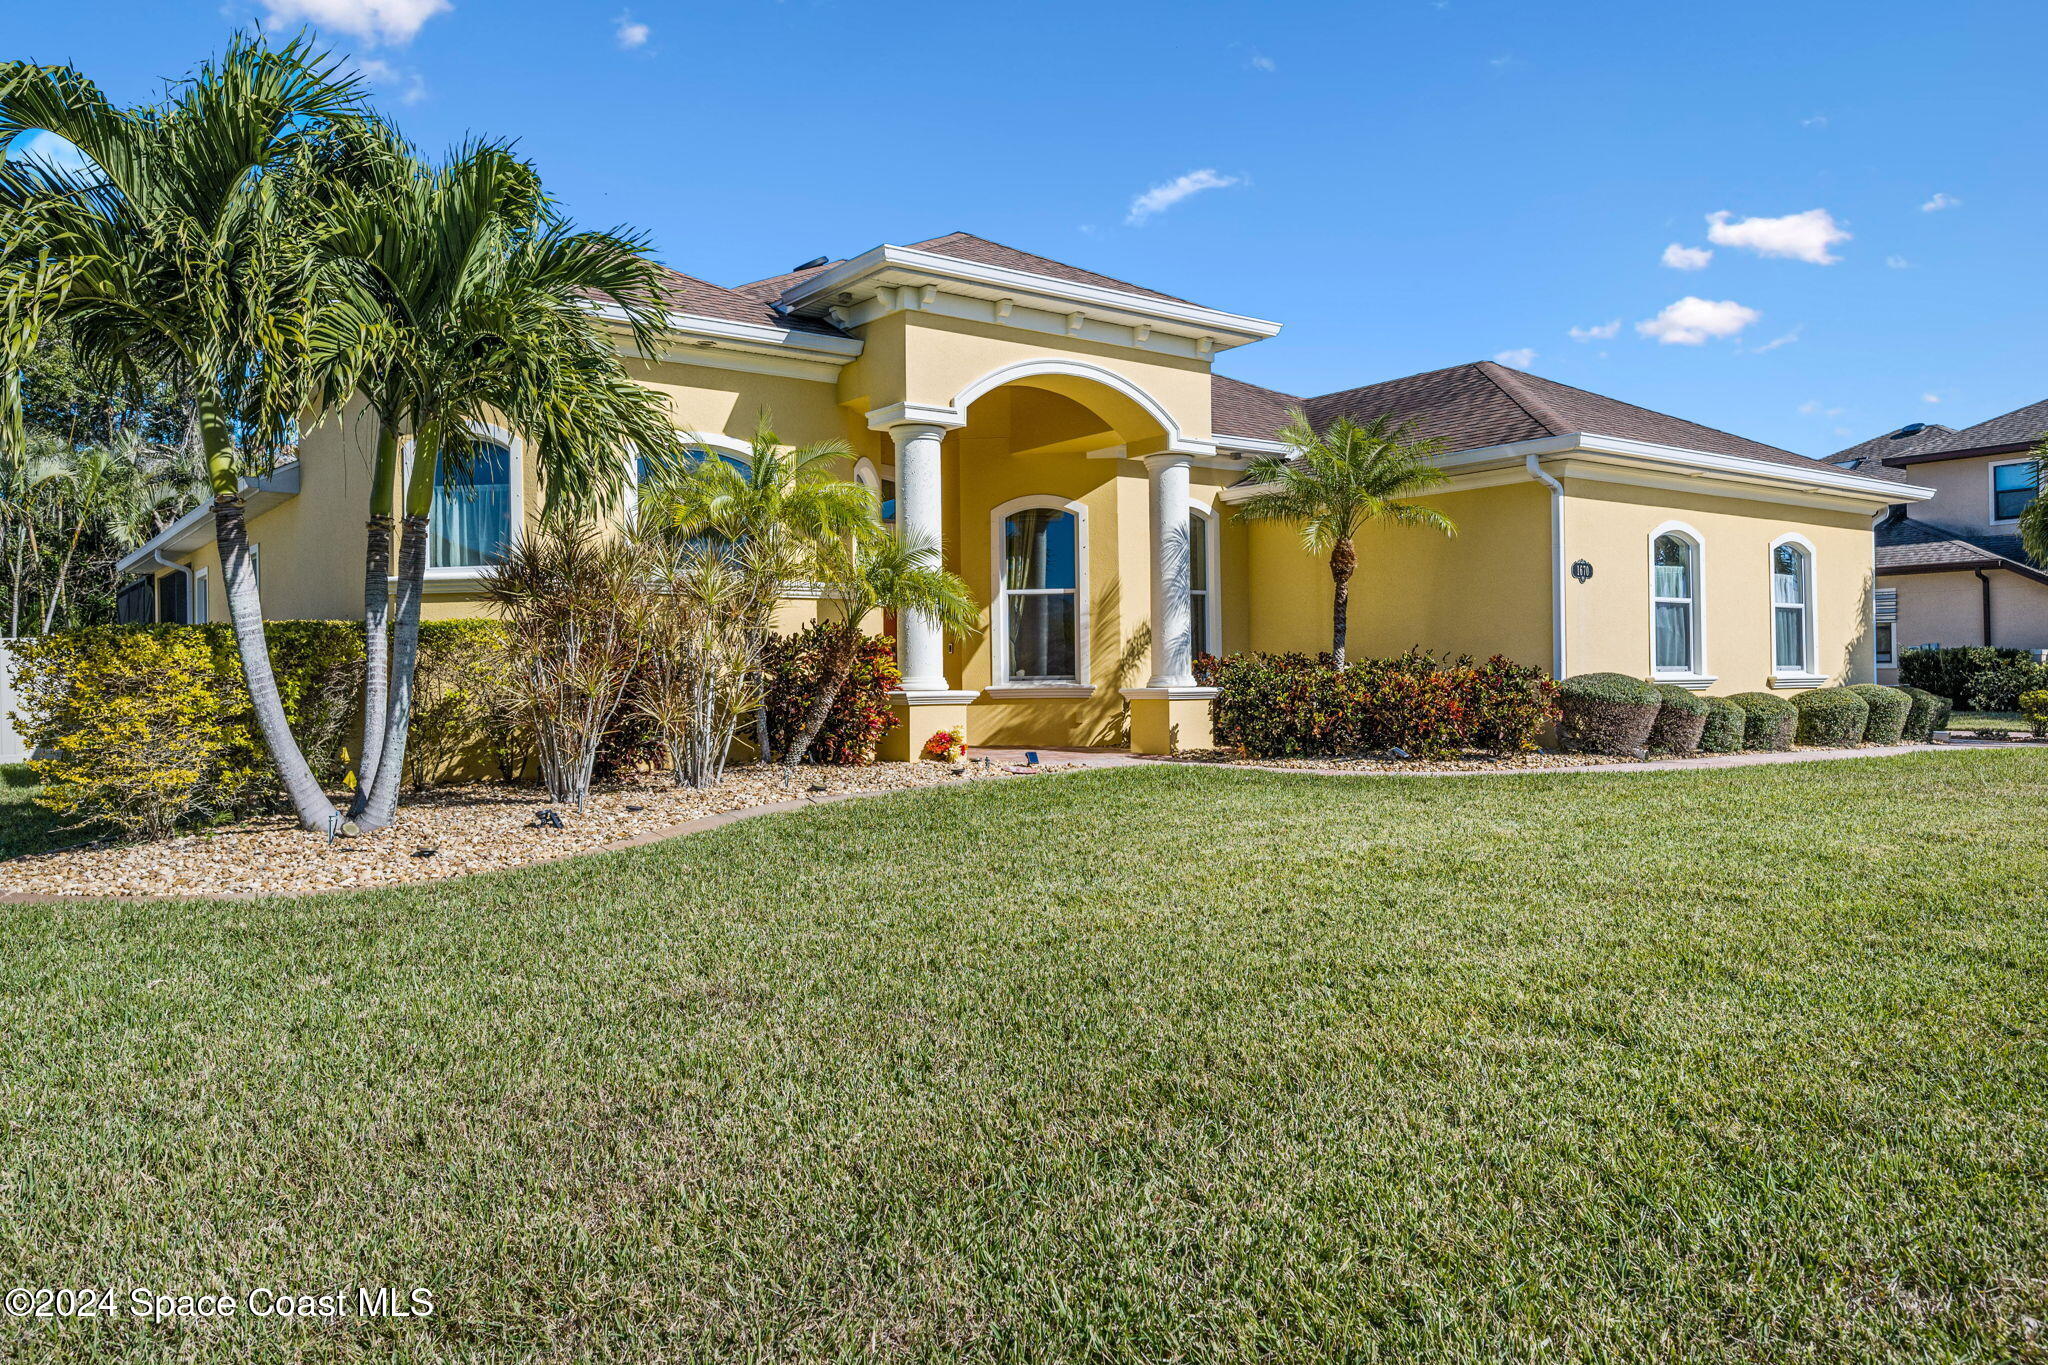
148,547,194,623
1526,453,1567,679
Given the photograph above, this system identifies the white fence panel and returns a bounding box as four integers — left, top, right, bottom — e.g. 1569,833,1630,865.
0,640,28,766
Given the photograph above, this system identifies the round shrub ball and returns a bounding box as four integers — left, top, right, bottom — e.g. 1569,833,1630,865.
1792,687,1870,746
1898,686,1944,742
1698,696,1746,754
1647,683,1710,755
1728,692,1796,752
1848,683,1910,745
1556,672,1661,754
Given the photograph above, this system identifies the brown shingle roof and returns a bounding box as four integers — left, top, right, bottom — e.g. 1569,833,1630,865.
1302,361,1816,468
1211,374,1301,443
1918,397,2048,455
904,232,1194,305
733,261,843,302
1823,423,1956,482
645,264,846,336
1876,516,2047,582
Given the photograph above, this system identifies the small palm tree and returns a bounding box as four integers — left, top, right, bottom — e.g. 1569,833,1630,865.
779,528,977,780
2018,439,2048,570
1233,412,1456,666
649,412,875,763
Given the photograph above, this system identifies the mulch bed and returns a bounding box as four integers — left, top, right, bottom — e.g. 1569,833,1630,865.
0,761,1010,900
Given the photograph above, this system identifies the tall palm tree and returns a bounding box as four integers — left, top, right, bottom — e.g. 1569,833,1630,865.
0,37,362,828
1232,412,1457,666
317,139,683,833
651,413,874,762
779,528,977,779
2,430,67,635
40,438,149,631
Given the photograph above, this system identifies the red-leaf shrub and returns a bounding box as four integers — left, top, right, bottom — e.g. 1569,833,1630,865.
761,623,903,765
1206,649,1557,759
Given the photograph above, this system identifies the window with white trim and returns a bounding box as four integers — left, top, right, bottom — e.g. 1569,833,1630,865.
1189,508,1213,659
1874,587,1896,666
1771,542,1812,673
1992,460,2038,522
1651,532,1699,674
429,441,513,569
193,568,209,625
999,505,1079,682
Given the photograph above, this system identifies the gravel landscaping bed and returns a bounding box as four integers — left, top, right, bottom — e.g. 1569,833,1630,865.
0,761,1000,899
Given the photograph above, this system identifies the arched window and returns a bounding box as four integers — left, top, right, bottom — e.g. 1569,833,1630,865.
1189,506,1217,658
429,440,513,569
1771,540,1813,675
994,498,1085,684
1651,530,1700,675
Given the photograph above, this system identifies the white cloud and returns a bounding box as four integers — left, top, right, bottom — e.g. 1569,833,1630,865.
1922,392,1941,404
260,0,450,45
1493,348,1537,370
1568,319,1621,341
1801,113,1828,128
1636,297,1761,346
1705,208,1850,264
1125,168,1242,226
5,130,93,175
1248,52,1276,71
615,13,650,48
1886,254,1912,269
1661,242,1713,271
1751,326,1803,353
1797,400,1844,418
348,57,427,104
1921,192,1959,213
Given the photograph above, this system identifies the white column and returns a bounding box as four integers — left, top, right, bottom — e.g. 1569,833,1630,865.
1144,452,1195,688
888,421,951,693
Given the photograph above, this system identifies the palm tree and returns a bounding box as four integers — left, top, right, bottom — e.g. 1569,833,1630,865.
2019,439,2048,570
2,430,67,635
318,139,683,833
1232,412,1457,666
650,413,874,763
0,38,362,828
779,529,976,779
40,438,150,631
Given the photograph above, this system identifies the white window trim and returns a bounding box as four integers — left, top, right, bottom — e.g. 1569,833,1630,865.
192,567,209,625
1647,521,1712,687
1188,499,1222,658
1989,457,2038,526
623,432,753,527
1768,531,1823,686
1874,621,1895,667
987,493,1090,691
410,423,525,584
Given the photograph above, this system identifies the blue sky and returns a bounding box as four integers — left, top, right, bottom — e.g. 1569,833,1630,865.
10,0,2045,455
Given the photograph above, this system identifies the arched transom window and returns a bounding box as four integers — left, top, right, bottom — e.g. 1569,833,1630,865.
1651,530,1700,675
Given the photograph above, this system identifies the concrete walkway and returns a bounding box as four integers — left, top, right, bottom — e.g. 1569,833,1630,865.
1125,739,2013,779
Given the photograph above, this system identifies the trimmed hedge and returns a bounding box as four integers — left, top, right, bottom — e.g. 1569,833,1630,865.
1898,645,2048,710
1848,683,1910,745
1899,686,1949,742
1205,650,1558,759
1792,687,1870,746
1728,692,1796,751
1698,696,1746,754
1555,672,1661,755
2021,688,2048,738
1646,684,1710,756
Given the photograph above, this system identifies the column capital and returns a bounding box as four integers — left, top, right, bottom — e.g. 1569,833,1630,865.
1139,450,1195,474
866,401,966,434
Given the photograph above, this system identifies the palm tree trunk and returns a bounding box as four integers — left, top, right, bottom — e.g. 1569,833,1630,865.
9,529,24,636
779,621,862,780
1330,535,1355,668
354,429,437,834
40,513,86,633
352,421,400,808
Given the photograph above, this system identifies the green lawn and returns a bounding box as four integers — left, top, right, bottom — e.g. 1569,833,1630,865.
1945,710,2034,733
2,752,2045,1362
0,762,77,859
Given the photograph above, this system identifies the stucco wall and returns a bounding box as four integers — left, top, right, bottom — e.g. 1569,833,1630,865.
1558,476,1876,690
1877,568,2048,682
1895,453,2033,537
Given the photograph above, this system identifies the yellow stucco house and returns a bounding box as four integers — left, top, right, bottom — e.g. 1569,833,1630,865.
117,232,1927,755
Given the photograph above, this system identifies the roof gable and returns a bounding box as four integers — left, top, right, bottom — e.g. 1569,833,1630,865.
904,232,1194,305
1938,396,2048,453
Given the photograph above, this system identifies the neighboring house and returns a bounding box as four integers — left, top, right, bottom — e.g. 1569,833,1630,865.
118,232,1917,754
1826,401,2048,683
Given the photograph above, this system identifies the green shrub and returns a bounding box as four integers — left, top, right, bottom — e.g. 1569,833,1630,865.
11,627,229,839
407,620,525,787
761,622,903,765
1698,696,1746,754
1728,692,1796,751
1898,645,2048,710
1899,686,1951,741
1848,684,1911,745
1792,687,1870,746
1555,673,1660,755
1646,684,1709,755
199,620,364,802
2020,688,2048,739
1205,650,1558,759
